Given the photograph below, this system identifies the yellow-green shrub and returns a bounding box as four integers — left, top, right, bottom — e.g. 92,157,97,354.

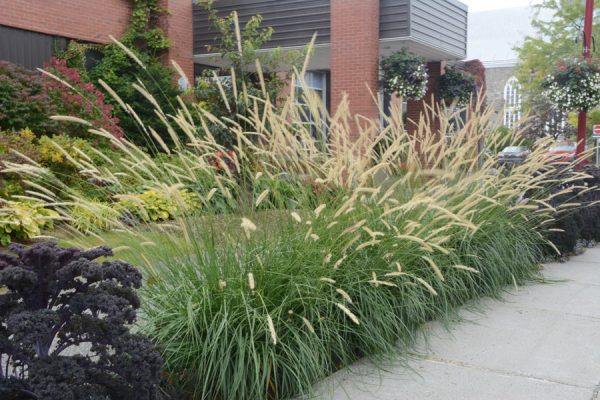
0,129,41,198
0,201,59,246
69,201,121,233
116,188,200,223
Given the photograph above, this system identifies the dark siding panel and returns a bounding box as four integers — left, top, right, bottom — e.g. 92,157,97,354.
409,0,467,57
379,0,467,57
0,25,68,70
193,0,330,54
380,0,410,39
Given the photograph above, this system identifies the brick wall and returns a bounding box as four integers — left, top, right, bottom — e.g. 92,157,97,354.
0,0,193,81
330,0,380,140
159,0,194,82
0,0,132,43
406,61,445,137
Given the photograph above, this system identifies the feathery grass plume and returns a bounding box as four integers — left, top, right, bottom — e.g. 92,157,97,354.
267,314,277,345
255,189,270,207
241,217,257,238
335,288,354,304
290,211,302,223
248,272,255,290
335,303,360,325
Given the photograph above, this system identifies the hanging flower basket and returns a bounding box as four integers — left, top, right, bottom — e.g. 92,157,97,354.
381,49,428,100
438,67,476,106
542,57,600,112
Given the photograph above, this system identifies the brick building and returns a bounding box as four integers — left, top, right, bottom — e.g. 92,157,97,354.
0,0,468,135
195,0,468,135
0,0,194,79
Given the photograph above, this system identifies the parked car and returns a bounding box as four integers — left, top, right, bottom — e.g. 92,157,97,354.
545,141,576,163
497,146,531,165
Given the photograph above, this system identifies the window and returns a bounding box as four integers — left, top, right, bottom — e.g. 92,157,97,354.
294,71,328,140
503,76,522,128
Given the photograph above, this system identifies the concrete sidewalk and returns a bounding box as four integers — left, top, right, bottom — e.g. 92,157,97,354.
315,248,600,400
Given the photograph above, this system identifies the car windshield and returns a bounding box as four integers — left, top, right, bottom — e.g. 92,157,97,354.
502,146,526,153
549,145,575,152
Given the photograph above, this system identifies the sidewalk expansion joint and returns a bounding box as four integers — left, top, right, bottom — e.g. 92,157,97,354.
408,353,592,391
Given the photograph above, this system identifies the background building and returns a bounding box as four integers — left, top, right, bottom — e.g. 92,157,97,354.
467,6,551,128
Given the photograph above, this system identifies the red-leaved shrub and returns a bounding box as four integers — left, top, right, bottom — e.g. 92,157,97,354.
44,58,124,139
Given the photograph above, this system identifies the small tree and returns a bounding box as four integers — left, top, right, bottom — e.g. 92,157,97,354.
195,1,305,147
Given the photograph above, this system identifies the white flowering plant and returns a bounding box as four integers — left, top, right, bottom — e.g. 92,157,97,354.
542,58,600,112
381,49,428,100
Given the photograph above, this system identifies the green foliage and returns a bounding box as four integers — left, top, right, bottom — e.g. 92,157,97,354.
515,0,600,109
195,1,305,147
88,46,180,150
0,129,41,198
0,62,58,134
438,67,476,106
380,49,428,100
117,188,200,223
567,108,600,140
0,130,118,202
58,0,180,150
0,201,59,246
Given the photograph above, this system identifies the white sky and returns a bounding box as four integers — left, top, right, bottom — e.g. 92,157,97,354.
462,0,542,12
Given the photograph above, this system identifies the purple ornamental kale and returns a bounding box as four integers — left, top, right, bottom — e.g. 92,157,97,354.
0,242,163,400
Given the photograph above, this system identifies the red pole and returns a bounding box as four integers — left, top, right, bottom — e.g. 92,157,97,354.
577,0,595,159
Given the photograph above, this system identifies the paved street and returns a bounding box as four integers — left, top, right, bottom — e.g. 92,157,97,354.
315,248,600,400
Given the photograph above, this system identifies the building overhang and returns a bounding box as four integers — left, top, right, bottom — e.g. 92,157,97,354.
193,0,468,72
194,36,465,72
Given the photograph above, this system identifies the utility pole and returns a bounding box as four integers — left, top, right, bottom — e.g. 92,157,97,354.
577,0,595,159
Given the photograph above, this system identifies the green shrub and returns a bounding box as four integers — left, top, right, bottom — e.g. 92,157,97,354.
89,50,181,149
0,61,57,134
0,201,59,246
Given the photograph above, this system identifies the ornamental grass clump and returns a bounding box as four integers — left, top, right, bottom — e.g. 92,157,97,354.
5,34,597,400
